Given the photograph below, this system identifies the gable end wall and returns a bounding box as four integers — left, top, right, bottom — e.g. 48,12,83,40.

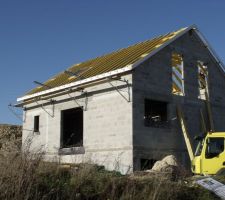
132,31,225,170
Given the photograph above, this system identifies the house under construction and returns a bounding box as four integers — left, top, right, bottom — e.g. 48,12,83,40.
17,25,225,173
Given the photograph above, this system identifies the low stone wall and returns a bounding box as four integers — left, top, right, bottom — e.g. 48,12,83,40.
0,124,22,151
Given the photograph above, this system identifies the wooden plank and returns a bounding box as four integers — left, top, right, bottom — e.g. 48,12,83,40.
177,105,194,161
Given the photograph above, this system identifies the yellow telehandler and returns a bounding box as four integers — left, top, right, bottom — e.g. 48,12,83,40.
192,132,225,175
177,104,225,175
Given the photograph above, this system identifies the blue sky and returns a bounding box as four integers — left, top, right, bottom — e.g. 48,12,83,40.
1,0,225,125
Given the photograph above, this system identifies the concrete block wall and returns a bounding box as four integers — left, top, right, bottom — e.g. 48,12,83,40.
22,30,225,173
132,30,225,170
23,107,48,152
22,74,133,174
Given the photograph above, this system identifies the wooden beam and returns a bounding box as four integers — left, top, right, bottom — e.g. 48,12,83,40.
177,105,194,161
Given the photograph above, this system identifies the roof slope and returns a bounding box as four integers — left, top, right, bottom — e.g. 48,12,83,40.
27,27,187,95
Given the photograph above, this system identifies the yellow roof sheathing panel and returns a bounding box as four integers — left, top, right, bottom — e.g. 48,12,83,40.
27,27,187,95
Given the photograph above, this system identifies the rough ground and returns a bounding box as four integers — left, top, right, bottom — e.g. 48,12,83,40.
0,125,220,200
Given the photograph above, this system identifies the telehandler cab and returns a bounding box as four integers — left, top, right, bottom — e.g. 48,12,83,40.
177,106,225,175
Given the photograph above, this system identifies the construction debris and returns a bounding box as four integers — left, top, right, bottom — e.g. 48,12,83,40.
196,177,225,200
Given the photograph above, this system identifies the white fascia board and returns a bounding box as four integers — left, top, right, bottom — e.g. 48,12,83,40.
193,28,225,73
17,65,133,102
131,25,196,70
131,24,225,73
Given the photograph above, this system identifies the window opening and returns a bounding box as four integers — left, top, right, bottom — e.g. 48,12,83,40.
34,115,39,132
172,53,184,96
195,137,205,156
198,61,208,100
205,137,224,159
61,107,83,148
140,159,157,170
144,99,168,128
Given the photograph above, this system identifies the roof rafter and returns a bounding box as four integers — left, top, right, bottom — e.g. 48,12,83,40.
17,25,225,102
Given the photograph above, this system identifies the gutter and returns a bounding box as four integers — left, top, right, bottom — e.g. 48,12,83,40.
17,65,133,102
